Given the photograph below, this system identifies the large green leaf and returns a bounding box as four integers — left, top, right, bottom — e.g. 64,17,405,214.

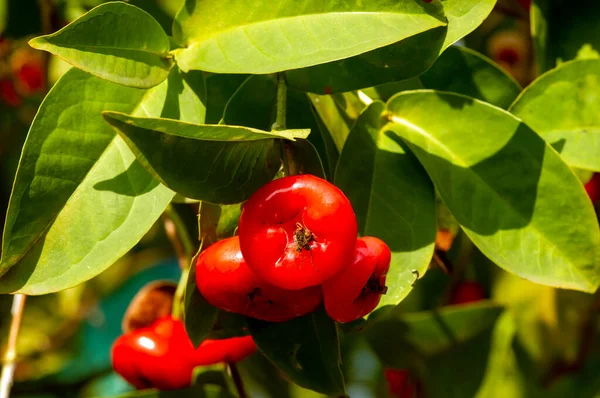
29,2,173,88
385,90,600,292
102,113,309,204
510,59,600,171
335,102,436,309
246,307,345,396
173,0,446,74
285,0,497,94
0,66,208,294
368,46,522,109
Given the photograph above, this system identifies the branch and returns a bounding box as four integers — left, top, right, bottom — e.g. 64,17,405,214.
228,362,248,398
0,294,27,398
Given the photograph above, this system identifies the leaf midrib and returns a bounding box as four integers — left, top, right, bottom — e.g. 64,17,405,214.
35,39,169,57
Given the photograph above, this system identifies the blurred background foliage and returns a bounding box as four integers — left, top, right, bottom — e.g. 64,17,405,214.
0,0,599,397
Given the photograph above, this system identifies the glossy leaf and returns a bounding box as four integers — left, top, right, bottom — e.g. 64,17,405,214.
441,0,496,49
0,68,184,294
385,90,600,292
510,59,600,171
29,2,173,88
369,46,522,109
335,102,436,309
247,307,345,396
285,0,497,94
173,0,446,74
366,303,503,368
102,113,309,203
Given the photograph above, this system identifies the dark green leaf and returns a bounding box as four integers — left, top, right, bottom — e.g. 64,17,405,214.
223,75,276,131
0,68,178,294
285,0,497,93
287,90,339,180
102,113,309,203
109,384,237,398
205,74,249,124
29,2,173,88
173,0,446,74
247,307,345,396
510,59,600,171
385,90,600,292
335,102,436,309
184,264,219,347
368,46,521,109
366,303,503,367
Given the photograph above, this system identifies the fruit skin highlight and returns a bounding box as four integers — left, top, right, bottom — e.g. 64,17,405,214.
238,174,358,290
196,236,323,322
323,237,391,323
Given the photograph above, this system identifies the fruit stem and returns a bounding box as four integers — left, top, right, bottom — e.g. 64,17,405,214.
228,362,248,398
0,294,26,398
272,73,287,131
162,204,195,270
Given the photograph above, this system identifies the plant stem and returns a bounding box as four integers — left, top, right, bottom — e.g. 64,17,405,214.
0,294,27,398
228,362,248,398
162,204,195,270
272,73,287,131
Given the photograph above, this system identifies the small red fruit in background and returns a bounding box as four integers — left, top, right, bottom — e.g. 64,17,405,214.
449,281,486,305
0,80,21,107
111,315,198,390
238,174,357,290
196,236,323,322
10,47,45,95
585,173,600,203
194,335,257,365
384,369,417,398
517,0,531,10
323,237,391,323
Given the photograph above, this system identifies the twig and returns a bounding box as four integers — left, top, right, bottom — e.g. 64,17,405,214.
0,294,27,398
227,362,247,398
272,73,287,132
162,204,194,270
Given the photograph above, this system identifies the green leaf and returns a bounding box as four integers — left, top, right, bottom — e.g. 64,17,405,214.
247,307,345,396
385,90,600,293
510,59,600,171
173,0,446,74
223,75,277,131
102,113,308,204
0,68,182,294
285,0,497,94
184,263,219,347
29,2,172,88
205,74,249,124
440,0,497,50
285,27,447,94
366,303,504,367
369,46,522,109
335,102,436,309
287,90,339,180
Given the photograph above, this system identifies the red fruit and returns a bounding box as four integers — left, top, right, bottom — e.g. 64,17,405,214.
0,80,21,106
450,281,486,305
384,369,417,398
585,173,600,203
194,335,257,365
111,316,197,390
196,236,323,322
238,174,358,290
323,237,391,323
517,0,531,9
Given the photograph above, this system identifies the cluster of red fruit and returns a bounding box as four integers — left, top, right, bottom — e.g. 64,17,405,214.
196,174,392,323
112,315,257,390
